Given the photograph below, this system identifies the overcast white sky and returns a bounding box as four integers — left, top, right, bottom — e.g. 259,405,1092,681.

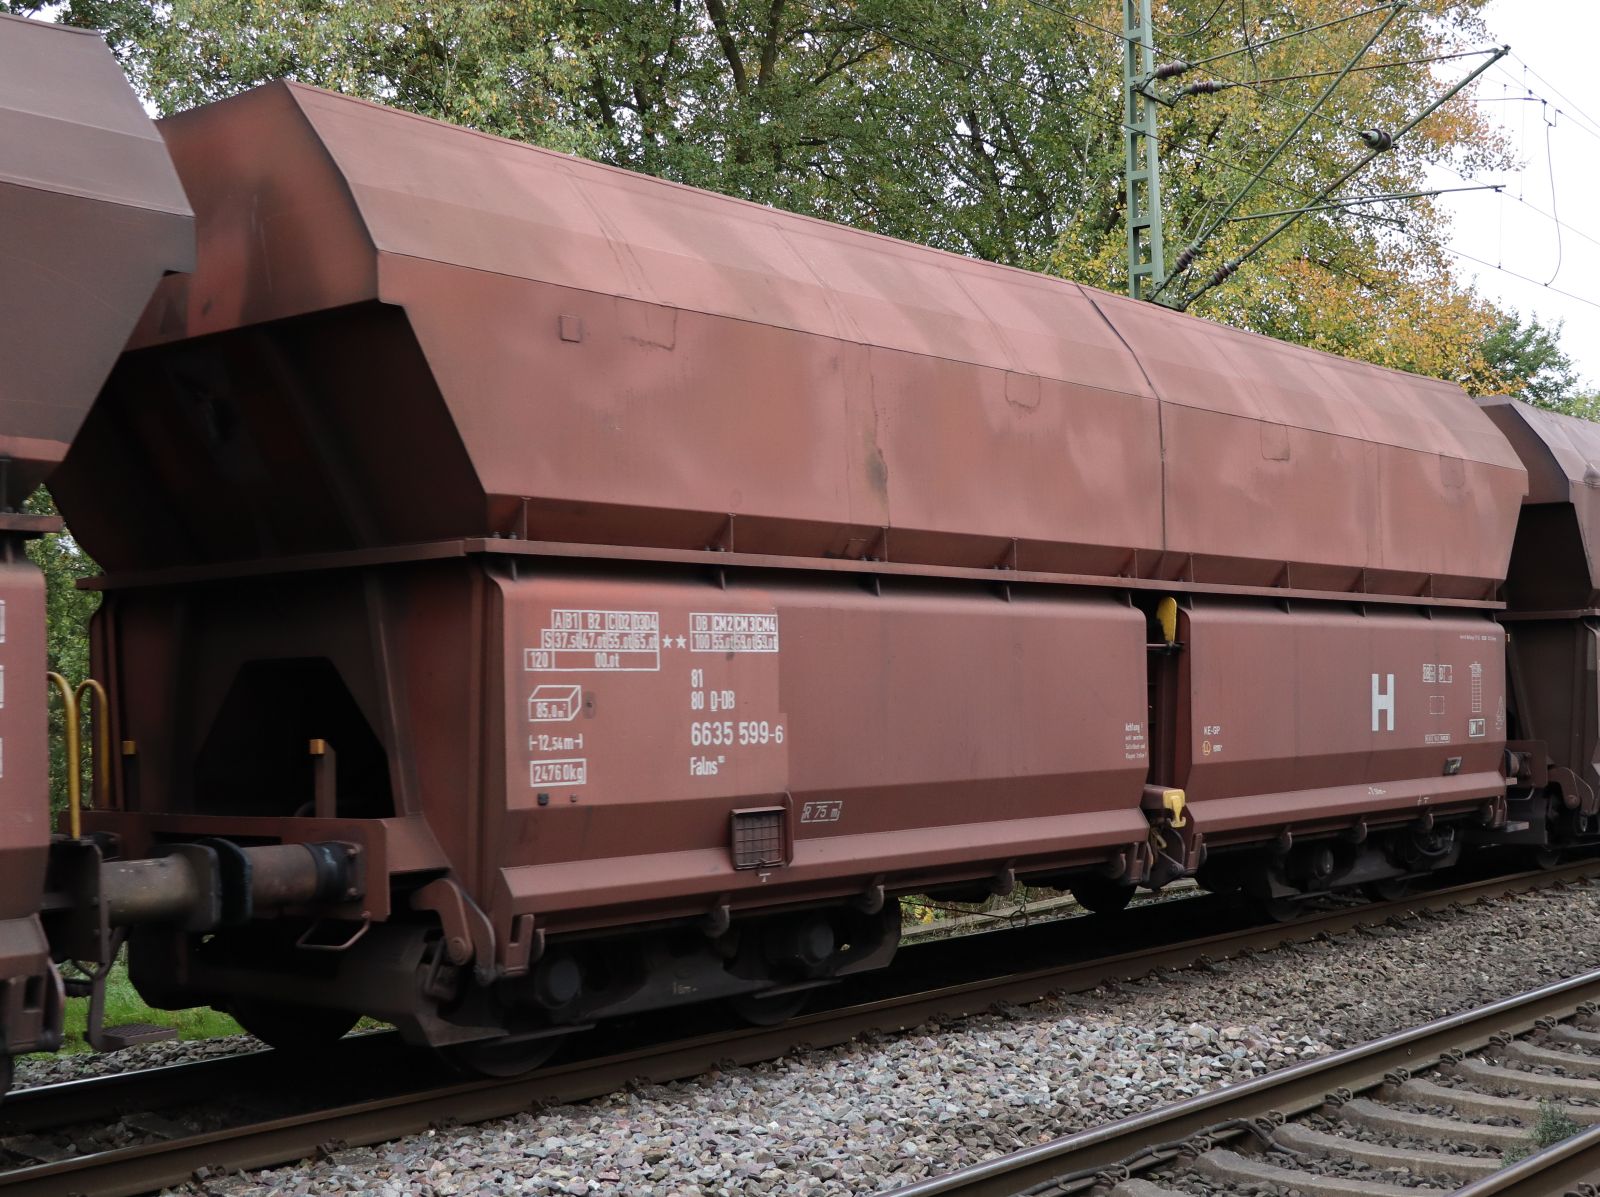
1430,0,1600,385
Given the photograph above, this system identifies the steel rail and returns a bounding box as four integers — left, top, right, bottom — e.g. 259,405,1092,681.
1,861,1595,1197
880,967,1600,1196
1451,1122,1600,1196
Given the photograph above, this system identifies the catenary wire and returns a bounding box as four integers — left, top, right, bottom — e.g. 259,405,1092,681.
1164,39,1600,285
1445,244,1600,314
775,2,1600,311
1508,49,1600,141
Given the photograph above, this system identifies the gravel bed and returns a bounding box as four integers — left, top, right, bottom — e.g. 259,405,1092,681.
1497,1057,1578,1076
1301,1111,1501,1158
1254,1148,1439,1183
1386,1097,1519,1127
1144,1175,1258,1197
113,881,1600,1195
13,1033,262,1090
1433,1065,1600,1105
1160,1155,1428,1195
1529,1029,1600,1055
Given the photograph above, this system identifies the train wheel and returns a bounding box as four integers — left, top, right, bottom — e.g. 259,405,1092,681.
1070,878,1135,915
727,988,812,1026
440,1033,565,1078
229,999,359,1053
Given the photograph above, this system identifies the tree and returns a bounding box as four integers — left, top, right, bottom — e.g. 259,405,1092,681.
6,0,1580,394
1477,313,1591,413
23,490,100,811
3,0,1590,806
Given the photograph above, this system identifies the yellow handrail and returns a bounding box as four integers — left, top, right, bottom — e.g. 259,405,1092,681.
75,678,111,811
45,672,81,839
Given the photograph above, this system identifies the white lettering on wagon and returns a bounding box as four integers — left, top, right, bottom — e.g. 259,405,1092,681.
530,732,584,753
530,757,587,787
525,609,660,672
528,683,581,722
1371,673,1396,733
1123,721,1147,762
690,612,779,654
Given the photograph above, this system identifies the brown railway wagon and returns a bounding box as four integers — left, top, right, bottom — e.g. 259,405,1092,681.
66,82,1522,592
44,81,1528,1055
1481,397,1600,847
0,14,192,1061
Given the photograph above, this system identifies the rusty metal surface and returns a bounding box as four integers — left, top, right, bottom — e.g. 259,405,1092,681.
57,81,1523,599
0,14,191,508
1505,619,1600,811
1,865,1590,1197
493,573,1151,931
31,78,1543,1049
1175,602,1507,840
0,554,59,1052
70,536,1518,609
0,557,49,923
82,558,1153,936
1099,291,1525,597
74,537,1520,947
1477,397,1600,813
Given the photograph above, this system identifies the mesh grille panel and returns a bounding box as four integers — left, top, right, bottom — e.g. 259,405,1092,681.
731,807,786,869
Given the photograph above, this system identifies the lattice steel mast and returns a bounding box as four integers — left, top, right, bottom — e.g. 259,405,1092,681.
1123,0,1166,302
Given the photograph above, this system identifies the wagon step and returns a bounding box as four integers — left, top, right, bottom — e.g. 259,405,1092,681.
95,1022,178,1050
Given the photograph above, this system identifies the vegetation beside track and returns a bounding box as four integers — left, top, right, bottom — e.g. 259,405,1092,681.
54,962,241,1052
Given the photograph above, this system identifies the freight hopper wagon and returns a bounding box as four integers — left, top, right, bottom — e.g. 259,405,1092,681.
33,82,1530,1071
1481,399,1600,855
0,15,192,1072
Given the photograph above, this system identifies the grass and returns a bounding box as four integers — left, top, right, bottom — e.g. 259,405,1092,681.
900,884,1051,927
1503,1099,1582,1164
53,960,241,1053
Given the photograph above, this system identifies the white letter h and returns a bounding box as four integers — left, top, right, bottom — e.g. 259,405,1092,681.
1371,672,1395,732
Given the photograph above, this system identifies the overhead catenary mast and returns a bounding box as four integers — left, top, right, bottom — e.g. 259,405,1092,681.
1119,0,1508,310
1122,0,1166,302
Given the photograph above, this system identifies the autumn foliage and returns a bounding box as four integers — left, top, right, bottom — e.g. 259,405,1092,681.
4,0,1580,400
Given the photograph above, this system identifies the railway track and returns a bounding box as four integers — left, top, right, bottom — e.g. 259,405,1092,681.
1,862,1594,1197
885,947,1600,1196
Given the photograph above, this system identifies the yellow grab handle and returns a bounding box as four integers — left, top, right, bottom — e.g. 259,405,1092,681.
75,678,111,812
45,672,81,839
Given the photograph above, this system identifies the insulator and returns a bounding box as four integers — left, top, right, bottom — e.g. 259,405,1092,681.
1359,127,1394,152
1152,60,1191,80
1181,80,1234,97
1173,246,1196,273
1209,259,1239,287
